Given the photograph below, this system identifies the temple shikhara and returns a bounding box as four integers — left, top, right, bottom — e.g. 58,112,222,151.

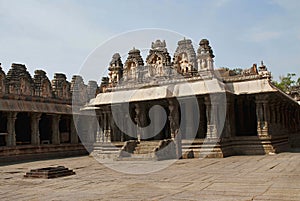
1,38,300,161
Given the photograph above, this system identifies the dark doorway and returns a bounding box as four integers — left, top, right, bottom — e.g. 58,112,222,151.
235,96,257,136
0,112,7,146
59,116,71,143
39,114,52,144
15,112,31,145
197,102,207,138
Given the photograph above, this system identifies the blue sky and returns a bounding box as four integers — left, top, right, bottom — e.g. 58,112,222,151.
0,0,300,83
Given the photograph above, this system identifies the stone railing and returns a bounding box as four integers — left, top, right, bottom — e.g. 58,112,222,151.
119,140,138,157
155,139,177,160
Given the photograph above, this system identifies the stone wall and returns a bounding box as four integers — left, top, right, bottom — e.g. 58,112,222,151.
0,63,99,105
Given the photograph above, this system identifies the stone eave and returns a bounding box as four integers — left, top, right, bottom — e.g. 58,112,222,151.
84,77,299,108
86,78,228,106
0,99,73,114
269,82,300,105
224,78,276,95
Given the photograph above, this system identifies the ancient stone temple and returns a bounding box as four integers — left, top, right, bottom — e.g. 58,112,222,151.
0,63,98,161
83,38,300,159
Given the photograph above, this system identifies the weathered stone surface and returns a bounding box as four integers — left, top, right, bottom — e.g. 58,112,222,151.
1,153,300,200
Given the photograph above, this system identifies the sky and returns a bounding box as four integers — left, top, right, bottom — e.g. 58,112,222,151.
0,0,300,83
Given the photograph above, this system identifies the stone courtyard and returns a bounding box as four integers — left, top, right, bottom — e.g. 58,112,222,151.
1,152,300,201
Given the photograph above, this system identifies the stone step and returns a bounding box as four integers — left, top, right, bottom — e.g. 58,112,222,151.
135,146,156,150
134,150,153,154
116,156,157,161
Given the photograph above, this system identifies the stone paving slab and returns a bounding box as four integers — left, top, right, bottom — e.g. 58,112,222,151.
1,152,300,200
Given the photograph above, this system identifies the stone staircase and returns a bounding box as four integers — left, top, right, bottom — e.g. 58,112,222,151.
118,140,177,161
182,139,224,158
91,142,124,159
119,141,160,161
134,141,160,154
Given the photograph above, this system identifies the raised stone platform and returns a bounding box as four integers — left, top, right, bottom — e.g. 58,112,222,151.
24,166,75,179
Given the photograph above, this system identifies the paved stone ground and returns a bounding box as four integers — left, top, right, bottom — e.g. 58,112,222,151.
1,152,300,201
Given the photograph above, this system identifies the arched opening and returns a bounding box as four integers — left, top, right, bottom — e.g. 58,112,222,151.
39,114,52,144
0,112,7,146
59,116,71,143
15,112,31,145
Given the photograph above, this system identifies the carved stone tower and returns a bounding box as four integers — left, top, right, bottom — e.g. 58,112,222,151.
146,40,172,78
70,75,87,104
0,63,6,94
33,70,53,98
87,80,98,100
173,38,197,76
6,63,34,96
51,73,71,100
108,53,123,87
197,39,215,71
123,48,144,82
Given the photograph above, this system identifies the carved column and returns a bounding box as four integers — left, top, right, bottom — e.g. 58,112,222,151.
134,103,142,141
107,112,112,143
276,103,282,131
255,95,269,137
205,96,218,139
31,113,42,146
225,96,235,138
103,112,108,142
115,106,125,142
168,99,181,158
70,115,78,144
6,112,17,146
100,112,105,142
269,102,276,134
96,112,104,143
184,99,196,139
51,114,61,145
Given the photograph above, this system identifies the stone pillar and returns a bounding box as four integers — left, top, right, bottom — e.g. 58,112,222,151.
114,106,125,142
284,106,289,130
70,116,78,144
205,97,218,139
255,95,269,137
95,113,103,143
184,99,196,139
6,112,17,146
269,102,276,134
51,114,61,145
225,96,235,138
275,103,282,131
168,99,181,158
31,113,42,146
103,112,108,142
107,112,112,143
134,103,142,141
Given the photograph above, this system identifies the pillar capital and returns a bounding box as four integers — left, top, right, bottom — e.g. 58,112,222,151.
7,112,17,120
255,94,269,103
31,112,42,120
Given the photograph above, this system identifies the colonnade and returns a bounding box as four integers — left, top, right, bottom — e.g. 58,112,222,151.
93,94,300,144
0,112,78,146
